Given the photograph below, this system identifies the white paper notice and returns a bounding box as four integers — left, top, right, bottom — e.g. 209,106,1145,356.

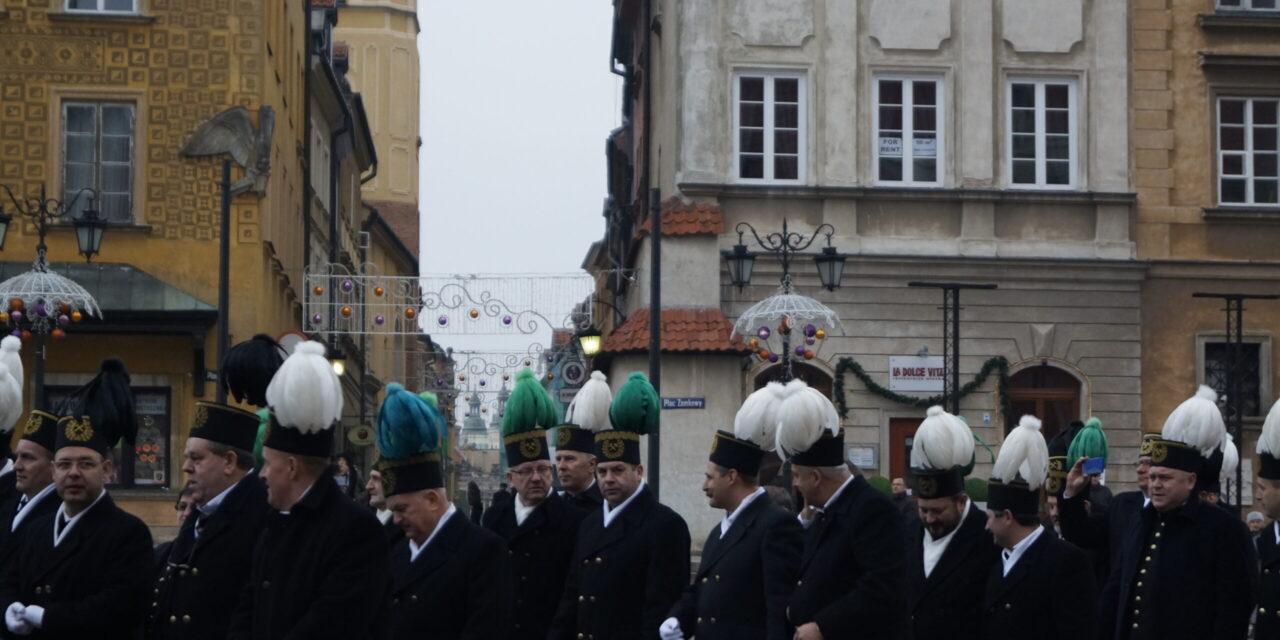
879,136,903,156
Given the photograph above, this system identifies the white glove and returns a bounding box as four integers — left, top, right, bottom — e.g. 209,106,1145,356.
20,604,43,629
5,602,31,636
658,616,684,640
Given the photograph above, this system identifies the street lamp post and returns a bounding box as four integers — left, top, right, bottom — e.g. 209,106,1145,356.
725,219,847,381
907,282,997,416
0,183,109,409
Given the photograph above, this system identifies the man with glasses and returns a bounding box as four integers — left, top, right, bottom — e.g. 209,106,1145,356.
484,369,585,640
1059,433,1159,585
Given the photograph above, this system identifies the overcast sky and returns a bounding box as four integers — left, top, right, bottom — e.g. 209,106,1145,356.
418,1,620,275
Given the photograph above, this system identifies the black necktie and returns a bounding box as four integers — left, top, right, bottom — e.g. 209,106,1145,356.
14,495,27,516
55,513,69,538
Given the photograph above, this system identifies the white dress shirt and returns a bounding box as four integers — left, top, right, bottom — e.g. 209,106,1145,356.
409,503,457,562
922,498,969,578
12,483,57,532
721,487,765,537
514,495,538,526
376,509,393,525
1000,525,1045,577
799,474,857,529
602,479,646,528
53,489,107,547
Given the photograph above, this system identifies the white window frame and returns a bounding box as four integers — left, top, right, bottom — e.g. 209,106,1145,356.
731,70,807,185
65,0,139,13
61,101,136,224
1006,77,1078,190
872,75,944,187
1216,0,1278,10
1216,97,1280,207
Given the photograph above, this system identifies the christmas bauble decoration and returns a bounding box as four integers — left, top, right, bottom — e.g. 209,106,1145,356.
8,299,21,312
374,287,384,297
815,329,825,339
757,327,771,340
804,324,816,337
502,315,512,325
340,306,352,318
803,349,815,360
311,314,323,325
805,337,816,346
58,301,71,314
469,309,479,319
71,311,83,323
438,315,448,326
52,329,66,341
341,280,353,292
313,286,324,296
768,353,779,363
9,311,21,323
57,314,69,327
404,308,416,319
795,346,806,356
374,315,385,325
20,331,30,341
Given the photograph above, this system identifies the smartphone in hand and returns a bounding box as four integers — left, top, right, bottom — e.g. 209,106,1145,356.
1082,457,1106,476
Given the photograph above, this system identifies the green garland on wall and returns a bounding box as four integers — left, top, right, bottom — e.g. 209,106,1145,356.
833,355,1012,422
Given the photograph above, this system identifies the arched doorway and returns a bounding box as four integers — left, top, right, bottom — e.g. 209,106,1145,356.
752,362,835,492
1006,365,1082,443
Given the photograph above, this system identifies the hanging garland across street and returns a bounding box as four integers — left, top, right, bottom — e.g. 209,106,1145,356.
832,355,1012,421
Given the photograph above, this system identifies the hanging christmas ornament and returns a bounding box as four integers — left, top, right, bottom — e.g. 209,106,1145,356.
768,353,779,363
374,314,385,325
757,326,771,340
313,286,324,296
437,315,448,326
404,308,416,319
806,337,816,346
34,302,46,318
57,314,69,327
758,349,770,359
815,329,825,340
804,324,816,337
524,360,532,367
804,350,815,360
340,306,352,318
8,299,21,312
502,374,510,381
479,380,486,387
436,378,445,386
341,280,354,293
0,313,8,324
502,315,513,325
458,375,466,381
469,308,479,319
9,311,21,323
749,337,759,348
58,301,71,314
20,331,30,341
71,311,83,323
795,346,806,357
374,286,384,297
546,373,555,380
52,329,66,341
311,314,323,325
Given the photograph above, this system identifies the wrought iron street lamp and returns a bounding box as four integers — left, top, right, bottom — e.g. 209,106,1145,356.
576,326,602,358
725,220,847,291
0,184,109,264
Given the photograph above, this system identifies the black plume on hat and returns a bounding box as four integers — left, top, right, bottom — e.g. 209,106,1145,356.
57,357,137,453
221,334,285,407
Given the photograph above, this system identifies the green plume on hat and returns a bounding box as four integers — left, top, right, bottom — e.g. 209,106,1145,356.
419,391,438,408
1067,416,1109,464
502,368,560,437
608,372,659,435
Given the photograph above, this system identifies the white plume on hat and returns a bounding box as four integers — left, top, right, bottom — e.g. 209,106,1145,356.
734,381,788,451
265,340,343,433
0,362,20,434
1221,433,1239,483
565,371,613,433
775,379,840,461
992,415,1049,489
910,405,974,471
1258,396,1280,458
1162,385,1226,456
0,336,23,395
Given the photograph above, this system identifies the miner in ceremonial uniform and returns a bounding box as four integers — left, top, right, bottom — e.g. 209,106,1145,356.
0,358,154,639
1254,396,1280,637
549,372,691,640
777,379,906,640
149,334,281,640
1060,431,1158,586
982,415,1096,639
905,406,999,640
377,382,511,640
227,341,388,640
554,372,610,511
661,382,802,640
0,337,25,505
1098,386,1256,639
482,368,581,640
0,410,62,577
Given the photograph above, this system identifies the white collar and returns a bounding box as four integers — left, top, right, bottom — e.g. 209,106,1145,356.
721,487,766,537
514,495,539,526
12,483,57,531
922,498,969,577
823,474,856,511
1274,521,1279,546
0,459,12,476
1001,525,1045,577
280,478,318,515
602,479,646,528
409,503,457,562
198,470,251,519
1143,495,1151,508
376,508,392,525
924,497,970,545
54,489,108,547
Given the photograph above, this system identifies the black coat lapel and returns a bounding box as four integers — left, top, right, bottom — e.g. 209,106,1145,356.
801,478,861,571
582,486,654,556
699,495,765,576
984,529,1049,606
921,503,985,595
34,494,113,583
392,511,465,592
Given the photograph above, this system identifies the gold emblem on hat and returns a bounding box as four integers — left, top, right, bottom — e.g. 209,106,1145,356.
24,413,43,437
557,428,571,448
520,438,542,460
193,404,209,430
918,476,937,498
1150,443,1168,464
602,437,625,460
710,435,719,454
64,417,93,442
1046,476,1063,495
381,469,396,494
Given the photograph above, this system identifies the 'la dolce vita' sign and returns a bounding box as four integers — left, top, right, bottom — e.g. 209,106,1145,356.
888,356,945,392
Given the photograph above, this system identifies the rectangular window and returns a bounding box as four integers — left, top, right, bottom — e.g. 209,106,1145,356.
734,71,805,183
62,101,134,223
1218,98,1279,206
874,77,942,186
66,0,137,12
1008,79,1076,189
47,386,170,489
1203,342,1263,418
1217,0,1278,9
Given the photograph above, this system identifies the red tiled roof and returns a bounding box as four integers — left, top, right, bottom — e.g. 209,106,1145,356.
601,309,751,354
637,198,725,237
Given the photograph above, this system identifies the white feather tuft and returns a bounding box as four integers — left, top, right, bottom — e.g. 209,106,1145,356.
0,362,20,434
991,414,1049,489
265,340,342,434
734,382,788,451
775,379,840,460
565,371,613,433
1221,434,1239,481
910,405,974,470
1162,385,1227,455
1260,397,1280,457
0,336,22,395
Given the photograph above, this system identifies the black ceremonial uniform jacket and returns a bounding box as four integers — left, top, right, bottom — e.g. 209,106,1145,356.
668,490,803,640
1257,522,1280,637
0,468,16,506
149,471,269,640
563,482,603,512
1059,489,1146,584
906,500,1000,640
549,484,691,640
482,491,584,640
1099,496,1257,640
390,507,512,640
227,473,389,640
0,485,60,576
787,475,908,640
0,492,153,640
982,528,1096,640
